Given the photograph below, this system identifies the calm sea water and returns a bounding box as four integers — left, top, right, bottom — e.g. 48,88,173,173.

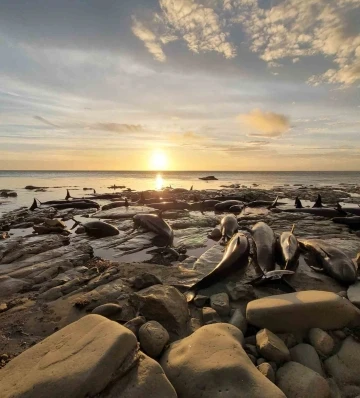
1,170,360,215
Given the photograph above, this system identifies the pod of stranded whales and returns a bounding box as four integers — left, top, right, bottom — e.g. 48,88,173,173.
27,189,359,291
2,180,360,397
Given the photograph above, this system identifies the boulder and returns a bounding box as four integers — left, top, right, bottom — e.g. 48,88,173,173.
139,321,170,358
226,281,256,301
347,281,360,308
91,303,123,319
229,308,248,334
324,336,360,387
130,273,162,290
130,285,189,340
160,323,285,398
256,329,290,364
247,291,360,332
124,316,147,337
189,317,201,333
290,344,324,376
308,328,334,356
257,362,275,383
202,307,221,324
0,315,138,398
276,362,330,398
210,292,230,316
99,352,177,398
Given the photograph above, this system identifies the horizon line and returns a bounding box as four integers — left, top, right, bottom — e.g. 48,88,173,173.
1,170,360,173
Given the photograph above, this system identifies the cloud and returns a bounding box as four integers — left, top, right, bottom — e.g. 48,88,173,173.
91,123,144,133
238,109,290,137
132,0,236,61
233,0,360,86
170,131,204,142
33,115,60,128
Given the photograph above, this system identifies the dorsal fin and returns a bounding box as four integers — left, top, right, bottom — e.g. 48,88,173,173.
320,247,331,258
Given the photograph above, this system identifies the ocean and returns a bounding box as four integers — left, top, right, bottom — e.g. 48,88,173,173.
1,170,360,215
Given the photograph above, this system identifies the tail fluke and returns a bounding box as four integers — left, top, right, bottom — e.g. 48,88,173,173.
29,198,38,211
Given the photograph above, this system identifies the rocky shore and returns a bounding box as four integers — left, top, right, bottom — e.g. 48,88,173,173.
1,183,360,397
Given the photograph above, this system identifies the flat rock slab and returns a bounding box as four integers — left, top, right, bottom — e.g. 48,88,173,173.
160,323,285,398
0,315,138,398
246,290,360,332
93,206,156,219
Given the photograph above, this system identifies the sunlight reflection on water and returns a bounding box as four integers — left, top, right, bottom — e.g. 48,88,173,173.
155,173,164,190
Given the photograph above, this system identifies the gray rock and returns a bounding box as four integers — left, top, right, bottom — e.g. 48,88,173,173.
100,352,177,398
290,344,324,376
257,362,275,383
309,328,334,356
189,317,201,333
327,378,342,398
226,281,256,301
124,316,147,337
247,291,360,332
131,273,162,290
139,321,170,358
130,285,189,341
91,303,123,319
194,294,208,307
210,292,230,316
257,358,266,366
245,344,259,358
0,315,138,398
276,362,331,398
256,329,291,364
0,275,30,298
160,323,285,398
348,281,360,308
331,330,347,340
229,308,248,334
248,354,257,364
325,336,360,388
40,285,63,301
276,333,298,349
202,307,221,324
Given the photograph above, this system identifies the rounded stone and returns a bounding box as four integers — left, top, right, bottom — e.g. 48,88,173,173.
139,321,170,358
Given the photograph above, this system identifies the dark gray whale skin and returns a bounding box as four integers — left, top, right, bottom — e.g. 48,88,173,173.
300,239,357,284
185,233,249,302
80,221,120,238
251,221,277,273
133,214,174,246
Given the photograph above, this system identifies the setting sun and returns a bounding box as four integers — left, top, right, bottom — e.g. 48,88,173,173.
150,150,168,170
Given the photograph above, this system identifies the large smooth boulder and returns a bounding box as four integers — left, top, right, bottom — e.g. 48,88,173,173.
100,352,177,398
0,315,138,398
246,291,360,332
290,344,324,376
130,285,189,340
160,323,285,398
324,336,360,387
276,362,331,398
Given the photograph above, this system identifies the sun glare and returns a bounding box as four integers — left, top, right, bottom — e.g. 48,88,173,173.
150,150,167,170
155,173,164,190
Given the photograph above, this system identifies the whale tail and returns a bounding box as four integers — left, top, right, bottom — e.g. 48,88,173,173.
65,189,72,200
295,197,303,208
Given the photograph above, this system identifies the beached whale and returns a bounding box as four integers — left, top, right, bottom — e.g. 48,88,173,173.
185,232,249,302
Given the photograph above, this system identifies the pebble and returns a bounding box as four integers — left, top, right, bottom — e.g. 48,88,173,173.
308,328,334,356
202,307,221,324
289,343,324,376
0,303,8,313
245,344,259,358
229,308,247,334
124,316,146,337
193,294,208,308
210,293,230,316
257,362,275,383
91,303,122,318
139,321,170,358
131,273,163,290
256,329,290,364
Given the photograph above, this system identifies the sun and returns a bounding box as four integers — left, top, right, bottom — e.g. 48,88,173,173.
150,150,168,170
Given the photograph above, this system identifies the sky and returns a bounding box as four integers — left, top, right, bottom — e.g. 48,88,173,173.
0,0,359,171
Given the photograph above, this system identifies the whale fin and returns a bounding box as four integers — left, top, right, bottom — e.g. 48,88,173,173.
319,247,332,259
268,196,279,209
313,194,323,208
29,198,38,211
295,197,303,208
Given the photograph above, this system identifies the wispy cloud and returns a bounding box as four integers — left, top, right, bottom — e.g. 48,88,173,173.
91,123,144,133
238,109,290,137
33,115,60,128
